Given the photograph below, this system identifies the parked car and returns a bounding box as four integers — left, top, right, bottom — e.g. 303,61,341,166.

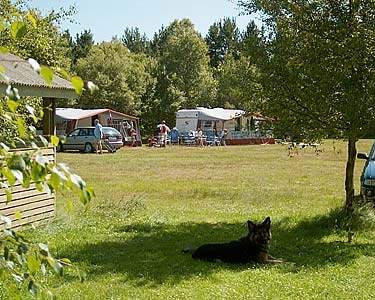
57,127,123,153
357,141,375,202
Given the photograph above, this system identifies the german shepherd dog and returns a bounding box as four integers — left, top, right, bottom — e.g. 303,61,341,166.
183,217,283,264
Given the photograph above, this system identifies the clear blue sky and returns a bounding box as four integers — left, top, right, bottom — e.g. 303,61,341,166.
29,0,258,43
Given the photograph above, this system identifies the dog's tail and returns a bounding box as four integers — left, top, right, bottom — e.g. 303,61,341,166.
182,248,196,254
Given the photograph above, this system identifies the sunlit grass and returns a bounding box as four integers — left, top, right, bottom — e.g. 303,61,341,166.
14,139,375,299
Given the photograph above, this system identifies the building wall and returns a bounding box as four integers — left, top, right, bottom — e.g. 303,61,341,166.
0,146,56,231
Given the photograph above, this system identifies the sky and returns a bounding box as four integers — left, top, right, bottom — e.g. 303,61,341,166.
28,0,258,43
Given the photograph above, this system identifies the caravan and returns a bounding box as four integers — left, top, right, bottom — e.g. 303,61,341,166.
175,107,244,133
175,107,275,145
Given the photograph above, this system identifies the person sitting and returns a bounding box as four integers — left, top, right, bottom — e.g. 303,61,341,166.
220,129,228,146
197,128,206,146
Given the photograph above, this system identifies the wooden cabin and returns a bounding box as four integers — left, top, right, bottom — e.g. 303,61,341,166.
0,52,78,230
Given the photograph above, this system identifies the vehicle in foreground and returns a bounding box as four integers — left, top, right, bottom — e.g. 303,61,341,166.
57,127,123,153
357,141,375,203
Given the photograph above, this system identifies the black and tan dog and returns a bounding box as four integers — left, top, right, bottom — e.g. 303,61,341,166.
183,217,282,264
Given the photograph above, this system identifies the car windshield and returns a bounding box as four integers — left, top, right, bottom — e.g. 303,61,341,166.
369,143,375,160
68,129,79,137
103,128,120,135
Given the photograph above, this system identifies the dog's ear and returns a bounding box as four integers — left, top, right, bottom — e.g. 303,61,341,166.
247,220,256,232
262,217,271,229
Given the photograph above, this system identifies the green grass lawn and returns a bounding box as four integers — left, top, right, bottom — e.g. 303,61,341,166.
11,140,375,299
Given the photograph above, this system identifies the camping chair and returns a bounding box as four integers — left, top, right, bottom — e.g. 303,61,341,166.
205,130,218,146
170,129,179,144
181,131,194,146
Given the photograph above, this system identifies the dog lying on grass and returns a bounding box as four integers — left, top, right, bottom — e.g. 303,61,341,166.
183,217,283,264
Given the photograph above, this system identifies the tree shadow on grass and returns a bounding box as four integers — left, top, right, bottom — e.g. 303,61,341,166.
60,211,375,285
61,222,251,286
274,208,375,269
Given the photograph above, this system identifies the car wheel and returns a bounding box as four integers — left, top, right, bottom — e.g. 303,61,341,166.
56,143,64,152
84,142,94,153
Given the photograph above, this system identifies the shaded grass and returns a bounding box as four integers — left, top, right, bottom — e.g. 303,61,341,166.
13,139,375,299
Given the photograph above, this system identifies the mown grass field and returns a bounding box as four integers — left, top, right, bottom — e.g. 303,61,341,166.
8,140,375,299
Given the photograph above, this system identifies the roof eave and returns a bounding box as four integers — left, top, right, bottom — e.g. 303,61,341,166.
0,83,78,99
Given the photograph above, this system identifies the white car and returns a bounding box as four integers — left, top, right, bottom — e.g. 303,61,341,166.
57,127,123,153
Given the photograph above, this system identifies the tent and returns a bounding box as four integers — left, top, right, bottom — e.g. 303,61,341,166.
56,108,141,146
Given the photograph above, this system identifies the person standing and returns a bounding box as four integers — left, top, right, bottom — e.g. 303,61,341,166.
160,120,169,146
130,127,137,147
220,129,228,146
94,119,103,154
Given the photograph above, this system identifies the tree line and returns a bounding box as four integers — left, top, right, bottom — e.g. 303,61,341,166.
1,0,267,136
68,18,267,136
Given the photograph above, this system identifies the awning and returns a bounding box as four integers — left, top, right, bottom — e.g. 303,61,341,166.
56,108,107,120
177,107,245,121
198,107,245,121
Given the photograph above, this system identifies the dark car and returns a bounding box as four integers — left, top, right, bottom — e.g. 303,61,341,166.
57,127,123,153
357,141,375,202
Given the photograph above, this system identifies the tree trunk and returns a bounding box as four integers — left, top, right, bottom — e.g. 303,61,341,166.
345,137,357,210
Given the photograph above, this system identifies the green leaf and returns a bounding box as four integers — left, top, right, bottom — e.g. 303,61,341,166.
0,142,10,151
0,215,12,227
5,189,12,203
28,280,38,297
56,67,70,80
40,263,46,276
31,164,42,182
26,12,37,28
52,166,67,181
41,182,51,194
87,81,99,94
70,174,85,189
40,66,53,85
49,259,64,276
86,186,95,198
28,58,41,73
49,172,61,191
25,104,35,115
71,76,84,95
8,154,26,171
1,168,16,186
50,135,59,147
18,242,28,254
12,274,23,284
38,243,50,256
79,187,94,206
22,173,30,188
27,255,41,276
10,21,27,39
8,100,19,112
17,117,26,137
15,211,22,222
60,258,72,265
66,199,73,213
39,135,49,147
11,170,24,184
6,86,20,100
35,154,49,166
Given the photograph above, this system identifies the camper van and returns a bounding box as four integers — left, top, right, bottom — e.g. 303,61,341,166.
175,107,244,133
175,107,275,145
